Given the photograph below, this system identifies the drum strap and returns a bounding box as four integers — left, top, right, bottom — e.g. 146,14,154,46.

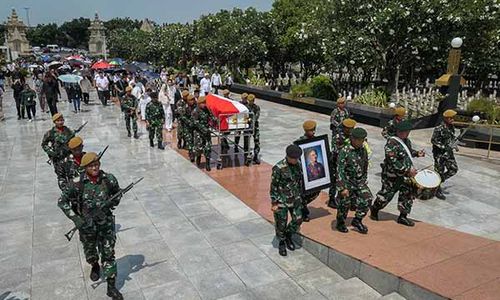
389,137,414,166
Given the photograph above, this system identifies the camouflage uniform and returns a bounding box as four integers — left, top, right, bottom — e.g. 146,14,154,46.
145,100,165,144
248,102,261,159
121,94,138,135
175,98,187,147
328,128,350,203
180,102,197,158
193,107,217,159
295,135,320,215
431,122,458,182
330,108,350,136
55,152,85,192
41,126,75,171
373,137,418,214
336,143,372,225
270,158,304,241
58,170,121,280
382,117,405,139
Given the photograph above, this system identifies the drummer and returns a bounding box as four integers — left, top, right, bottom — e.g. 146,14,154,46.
370,120,425,227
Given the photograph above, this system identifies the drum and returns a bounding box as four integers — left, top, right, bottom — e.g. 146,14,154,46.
414,169,441,200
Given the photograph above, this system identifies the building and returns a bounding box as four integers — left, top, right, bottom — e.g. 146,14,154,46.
140,18,154,33
88,13,106,57
5,9,31,59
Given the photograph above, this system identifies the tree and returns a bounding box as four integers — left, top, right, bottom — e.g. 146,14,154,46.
104,18,142,35
27,23,66,47
59,18,91,49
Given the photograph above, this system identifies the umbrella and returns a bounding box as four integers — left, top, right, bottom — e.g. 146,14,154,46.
124,64,140,73
133,62,154,71
142,70,160,79
58,74,83,84
48,61,63,69
91,61,112,70
66,54,83,61
109,58,124,66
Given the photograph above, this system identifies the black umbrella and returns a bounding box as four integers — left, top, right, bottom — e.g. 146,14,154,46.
124,64,141,73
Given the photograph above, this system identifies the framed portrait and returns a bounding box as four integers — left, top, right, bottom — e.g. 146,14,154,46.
294,134,332,193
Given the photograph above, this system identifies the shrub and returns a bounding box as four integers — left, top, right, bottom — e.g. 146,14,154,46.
291,83,311,98
467,98,500,124
354,89,389,108
309,75,337,100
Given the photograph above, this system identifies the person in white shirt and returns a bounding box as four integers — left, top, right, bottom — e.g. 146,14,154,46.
199,73,211,96
159,78,176,131
211,71,222,94
139,88,152,121
191,65,199,85
224,73,234,89
197,68,205,85
95,72,110,106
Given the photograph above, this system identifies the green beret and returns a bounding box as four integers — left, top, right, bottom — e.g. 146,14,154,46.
351,128,367,139
286,144,302,159
395,120,413,131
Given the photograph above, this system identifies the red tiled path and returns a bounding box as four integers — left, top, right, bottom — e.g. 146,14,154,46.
173,141,500,299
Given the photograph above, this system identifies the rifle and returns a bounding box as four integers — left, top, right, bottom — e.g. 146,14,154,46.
451,127,471,151
64,177,144,241
74,121,88,134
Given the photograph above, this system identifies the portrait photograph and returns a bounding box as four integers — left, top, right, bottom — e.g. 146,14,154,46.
294,135,332,193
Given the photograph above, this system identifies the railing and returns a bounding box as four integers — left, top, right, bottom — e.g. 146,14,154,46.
453,121,500,159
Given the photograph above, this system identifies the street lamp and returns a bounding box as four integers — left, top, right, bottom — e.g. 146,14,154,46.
451,37,463,49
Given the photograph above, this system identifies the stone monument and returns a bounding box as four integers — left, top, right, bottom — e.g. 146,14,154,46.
140,18,154,33
5,9,31,59
88,13,106,57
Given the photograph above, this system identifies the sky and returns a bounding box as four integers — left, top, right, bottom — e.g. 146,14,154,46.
1,0,273,26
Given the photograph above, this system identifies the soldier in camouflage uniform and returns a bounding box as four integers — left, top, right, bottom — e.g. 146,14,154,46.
178,94,197,161
193,96,217,171
56,136,86,192
382,107,406,139
294,120,320,222
431,109,459,200
120,86,139,139
234,93,248,154
175,90,190,149
270,144,304,257
247,94,261,164
145,92,165,150
330,96,350,137
336,128,372,234
370,120,425,227
58,152,123,300
41,113,75,172
327,118,356,208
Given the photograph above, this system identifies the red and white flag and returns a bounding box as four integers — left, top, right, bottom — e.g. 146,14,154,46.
206,94,249,131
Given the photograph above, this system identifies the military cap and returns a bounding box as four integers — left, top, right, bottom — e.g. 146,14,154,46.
182,90,190,97
247,94,256,102
125,86,133,92
351,128,367,139
52,113,63,122
68,136,83,149
286,144,303,159
187,94,195,101
241,93,248,98
303,120,317,131
81,152,99,168
222,89,230,96
394,107,406,117
395,119,413,131
342,118,356,128
443,109,457,118
337,96,346,104
197,96,207,104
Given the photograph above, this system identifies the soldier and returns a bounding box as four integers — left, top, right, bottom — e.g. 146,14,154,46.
431,109,459,200
193,96,217,171
180,94,198,161
56,136,86,192
370,120,425,226
295,120,320,222
270,144,304,257
41,113,75,171
121,86,139,139
222,89,232,99
145,92,165,150
382,107,406,139
327,118,356,208
330,96,350,137
58,152,123,300
336,128,372,234
175,90,190,149
247,94,261,165
220,89,233,151
234,93,249,153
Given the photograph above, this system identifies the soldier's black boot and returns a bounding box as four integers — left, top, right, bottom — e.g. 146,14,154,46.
302,207,310,222
397,213,415,227
90,262,100,282
127,130,131,137
205,158,211,171
133,132,139,139
285,233,295,251
149,139,154,147
253,154,261,165
189,153,195,162
158,142,165,150
370,200,383,221
177,140,182,149
336,221,349,233
351,217,368,234
278,240,287,256
435,186,446,200
196,155,202,166
106,277,123,300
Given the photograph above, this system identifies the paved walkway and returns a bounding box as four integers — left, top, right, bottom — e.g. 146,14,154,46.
0,90,386,300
